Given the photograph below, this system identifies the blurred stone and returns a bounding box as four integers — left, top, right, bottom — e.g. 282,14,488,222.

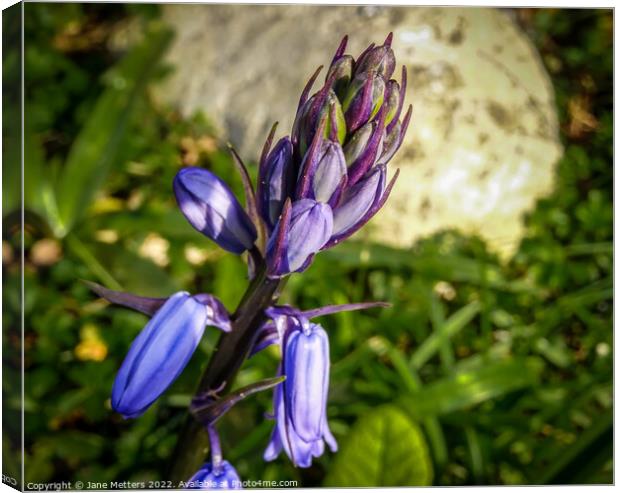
158,5,562,256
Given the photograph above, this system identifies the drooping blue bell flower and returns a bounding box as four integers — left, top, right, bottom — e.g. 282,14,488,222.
263,314,337,467
174,167,257,254
187,461,241,489
252,301,388,357
266,198,333,277
111,291,230,419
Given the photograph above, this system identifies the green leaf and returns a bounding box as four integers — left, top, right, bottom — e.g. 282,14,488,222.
399,357,544,420
325,405,433,486
410,301,480,370
54,23,173,235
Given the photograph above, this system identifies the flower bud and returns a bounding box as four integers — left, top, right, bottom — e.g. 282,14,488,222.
311,141,347,204
342,72,385,134
112,292,230,419
298,139,347,205
259,137,295,229
354,42,396,80
174,168,257,254
384,79,401,127
332,165,386,238
188,461,241,489
295,90,346,155
326,54,353,99
343,121,374,165
379,120,401,164
266,199,333,277
379,103,412,165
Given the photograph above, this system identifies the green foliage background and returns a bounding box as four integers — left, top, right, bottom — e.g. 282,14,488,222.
3,5,612,487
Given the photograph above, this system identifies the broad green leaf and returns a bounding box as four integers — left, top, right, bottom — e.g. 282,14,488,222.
410,301,480,370
55,23,173,235
325,405,433,486
399,357,544,420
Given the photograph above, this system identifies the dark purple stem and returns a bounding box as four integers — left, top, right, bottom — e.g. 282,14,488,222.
167,263,285,481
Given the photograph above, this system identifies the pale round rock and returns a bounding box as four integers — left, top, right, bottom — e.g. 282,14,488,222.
157,5,562,256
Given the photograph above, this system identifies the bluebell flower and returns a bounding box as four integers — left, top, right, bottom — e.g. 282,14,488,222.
258,34,410,277
174,167,257,254
112,291,230,419
266,199,333,277
257,136,295,230
188,461,241,489
297,139,347,206
263,314,337,467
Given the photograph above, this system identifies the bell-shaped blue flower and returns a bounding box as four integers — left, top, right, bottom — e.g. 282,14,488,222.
187,461,241,489
112,291,230,419
266,199,333,277
174,167,257,254
264,316,337,467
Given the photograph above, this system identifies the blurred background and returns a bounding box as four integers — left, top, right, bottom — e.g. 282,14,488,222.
3,4,612,487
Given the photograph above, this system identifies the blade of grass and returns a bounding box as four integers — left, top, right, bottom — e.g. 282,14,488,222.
66,234,122,290
465,425,484,483
368,336,448,469
429,295,454,372
410,301,480,370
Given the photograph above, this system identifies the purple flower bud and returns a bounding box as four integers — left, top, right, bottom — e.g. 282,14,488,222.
294,89,346,155
343,121,374,165
386,66,408,134
312,141,347,204
297,139,347,205
332,165,386,239
174,167,257,254
384,79,401,127
258,137,295,229
345,107,386,186
379,121,401,164
354,34,396,80
342,72,385,134
379,104,412,165
325,166,400,249
266,199,333,277
187,461,241,489
111,292,230,419
326,54,353,99
264,317,337,467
